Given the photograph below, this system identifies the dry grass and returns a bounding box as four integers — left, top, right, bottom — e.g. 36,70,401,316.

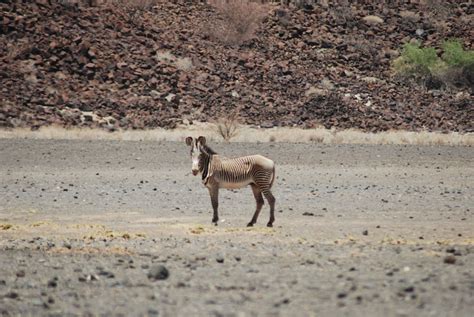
214,108,240,142
0,224,14,230
1,123,473,146
206,0,268,46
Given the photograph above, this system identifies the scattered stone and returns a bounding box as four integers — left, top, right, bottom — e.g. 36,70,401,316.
444,255,456,264
0,3,472,133
403,286,415,293
5,291,19,299
362,230,368,236
147,265,169,281
98,269,115,278
361,76,380,84
47,278,58,288
362,15,384,25
337,292,347,299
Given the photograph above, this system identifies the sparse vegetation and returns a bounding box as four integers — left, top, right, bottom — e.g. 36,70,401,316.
393,39,474,90
0,224,13,230
442,39,474,68
214,108,240,142
206,0,268,46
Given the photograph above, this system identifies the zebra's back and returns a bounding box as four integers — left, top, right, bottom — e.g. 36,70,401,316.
210,155,275,189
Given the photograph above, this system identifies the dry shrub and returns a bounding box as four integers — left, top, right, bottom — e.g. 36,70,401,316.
206,0,268,46
328,0,353,25
423,0,452,21
215,107,240,142
5,41,32,61
438,67,469,90
309,135,324,143
422,0,453,33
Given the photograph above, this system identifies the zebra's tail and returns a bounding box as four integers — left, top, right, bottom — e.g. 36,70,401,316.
269,163,276,189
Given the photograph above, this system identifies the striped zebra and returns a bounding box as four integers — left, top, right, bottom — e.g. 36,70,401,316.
186,136,276,227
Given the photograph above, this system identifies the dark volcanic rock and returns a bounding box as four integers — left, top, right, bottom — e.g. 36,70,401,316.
0,1,472,132
444,255,457,264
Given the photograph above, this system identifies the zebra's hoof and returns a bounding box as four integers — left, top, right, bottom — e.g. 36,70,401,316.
247,222,254,227
266,223,273,228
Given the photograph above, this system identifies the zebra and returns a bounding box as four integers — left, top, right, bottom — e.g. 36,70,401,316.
185,136,277,227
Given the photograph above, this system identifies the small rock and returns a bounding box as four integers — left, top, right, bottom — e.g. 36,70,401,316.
165,93,176,102
216,255,225,263
147,265,169,281
48,279,58,288
415,29,424,36
403,286,415,293
150,90,160,98
361,76,380,84
446,247,461,255
444,255,456,264
362,15,384,25
5,291,18,299
362,230,368,236
337,292,347,298
305,87,326,97
399,10,420,22
320,78,334,90
98,270,115,278
260,121,274,128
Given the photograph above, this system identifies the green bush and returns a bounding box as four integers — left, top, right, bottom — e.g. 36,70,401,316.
442,39,474,67
393,39,474,90
393,42,445,76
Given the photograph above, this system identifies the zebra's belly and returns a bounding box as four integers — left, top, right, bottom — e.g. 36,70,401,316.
219,179,252,189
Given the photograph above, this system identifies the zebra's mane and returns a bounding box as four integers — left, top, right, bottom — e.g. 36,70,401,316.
201,144,217,155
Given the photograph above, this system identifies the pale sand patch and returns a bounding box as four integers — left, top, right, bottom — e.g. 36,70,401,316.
0,122,473,146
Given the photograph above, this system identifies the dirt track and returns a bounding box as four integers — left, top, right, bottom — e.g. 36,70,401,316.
0,139,473,316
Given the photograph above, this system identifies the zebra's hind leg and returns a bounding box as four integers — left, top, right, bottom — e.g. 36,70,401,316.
262,190,276,227
208,186,219,225
248,184,264,227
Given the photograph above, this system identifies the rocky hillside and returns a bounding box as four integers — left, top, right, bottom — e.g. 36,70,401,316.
1,0,473,132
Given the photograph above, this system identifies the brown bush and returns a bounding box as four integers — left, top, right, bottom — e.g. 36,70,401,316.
214,106,241,142
438,66,474,92
206,0,268,46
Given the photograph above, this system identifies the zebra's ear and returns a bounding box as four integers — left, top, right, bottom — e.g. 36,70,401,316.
197,136,206,146
185,137,193,146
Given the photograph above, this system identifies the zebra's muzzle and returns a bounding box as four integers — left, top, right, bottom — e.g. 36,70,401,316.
192,169,199,176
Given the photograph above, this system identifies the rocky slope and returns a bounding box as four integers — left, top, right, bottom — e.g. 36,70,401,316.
0,0,473,132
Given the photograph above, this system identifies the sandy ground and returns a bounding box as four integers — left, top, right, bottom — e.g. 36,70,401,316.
0,139,473,316
1,124,473,146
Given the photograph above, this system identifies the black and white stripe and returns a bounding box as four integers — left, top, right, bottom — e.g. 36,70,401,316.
186,136,276,227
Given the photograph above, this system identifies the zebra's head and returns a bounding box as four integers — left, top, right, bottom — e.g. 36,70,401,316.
186,136,207,176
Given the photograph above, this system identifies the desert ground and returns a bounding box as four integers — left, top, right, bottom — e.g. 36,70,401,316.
0,138,473,316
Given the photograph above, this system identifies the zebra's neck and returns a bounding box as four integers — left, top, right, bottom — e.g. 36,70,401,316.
199,145,217,182
200,152,212,181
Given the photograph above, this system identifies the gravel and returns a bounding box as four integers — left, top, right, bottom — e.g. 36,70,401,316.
0,139,473,316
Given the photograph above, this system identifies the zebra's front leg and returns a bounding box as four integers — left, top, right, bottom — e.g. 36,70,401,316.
248,184,264,227
208,186,219,225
